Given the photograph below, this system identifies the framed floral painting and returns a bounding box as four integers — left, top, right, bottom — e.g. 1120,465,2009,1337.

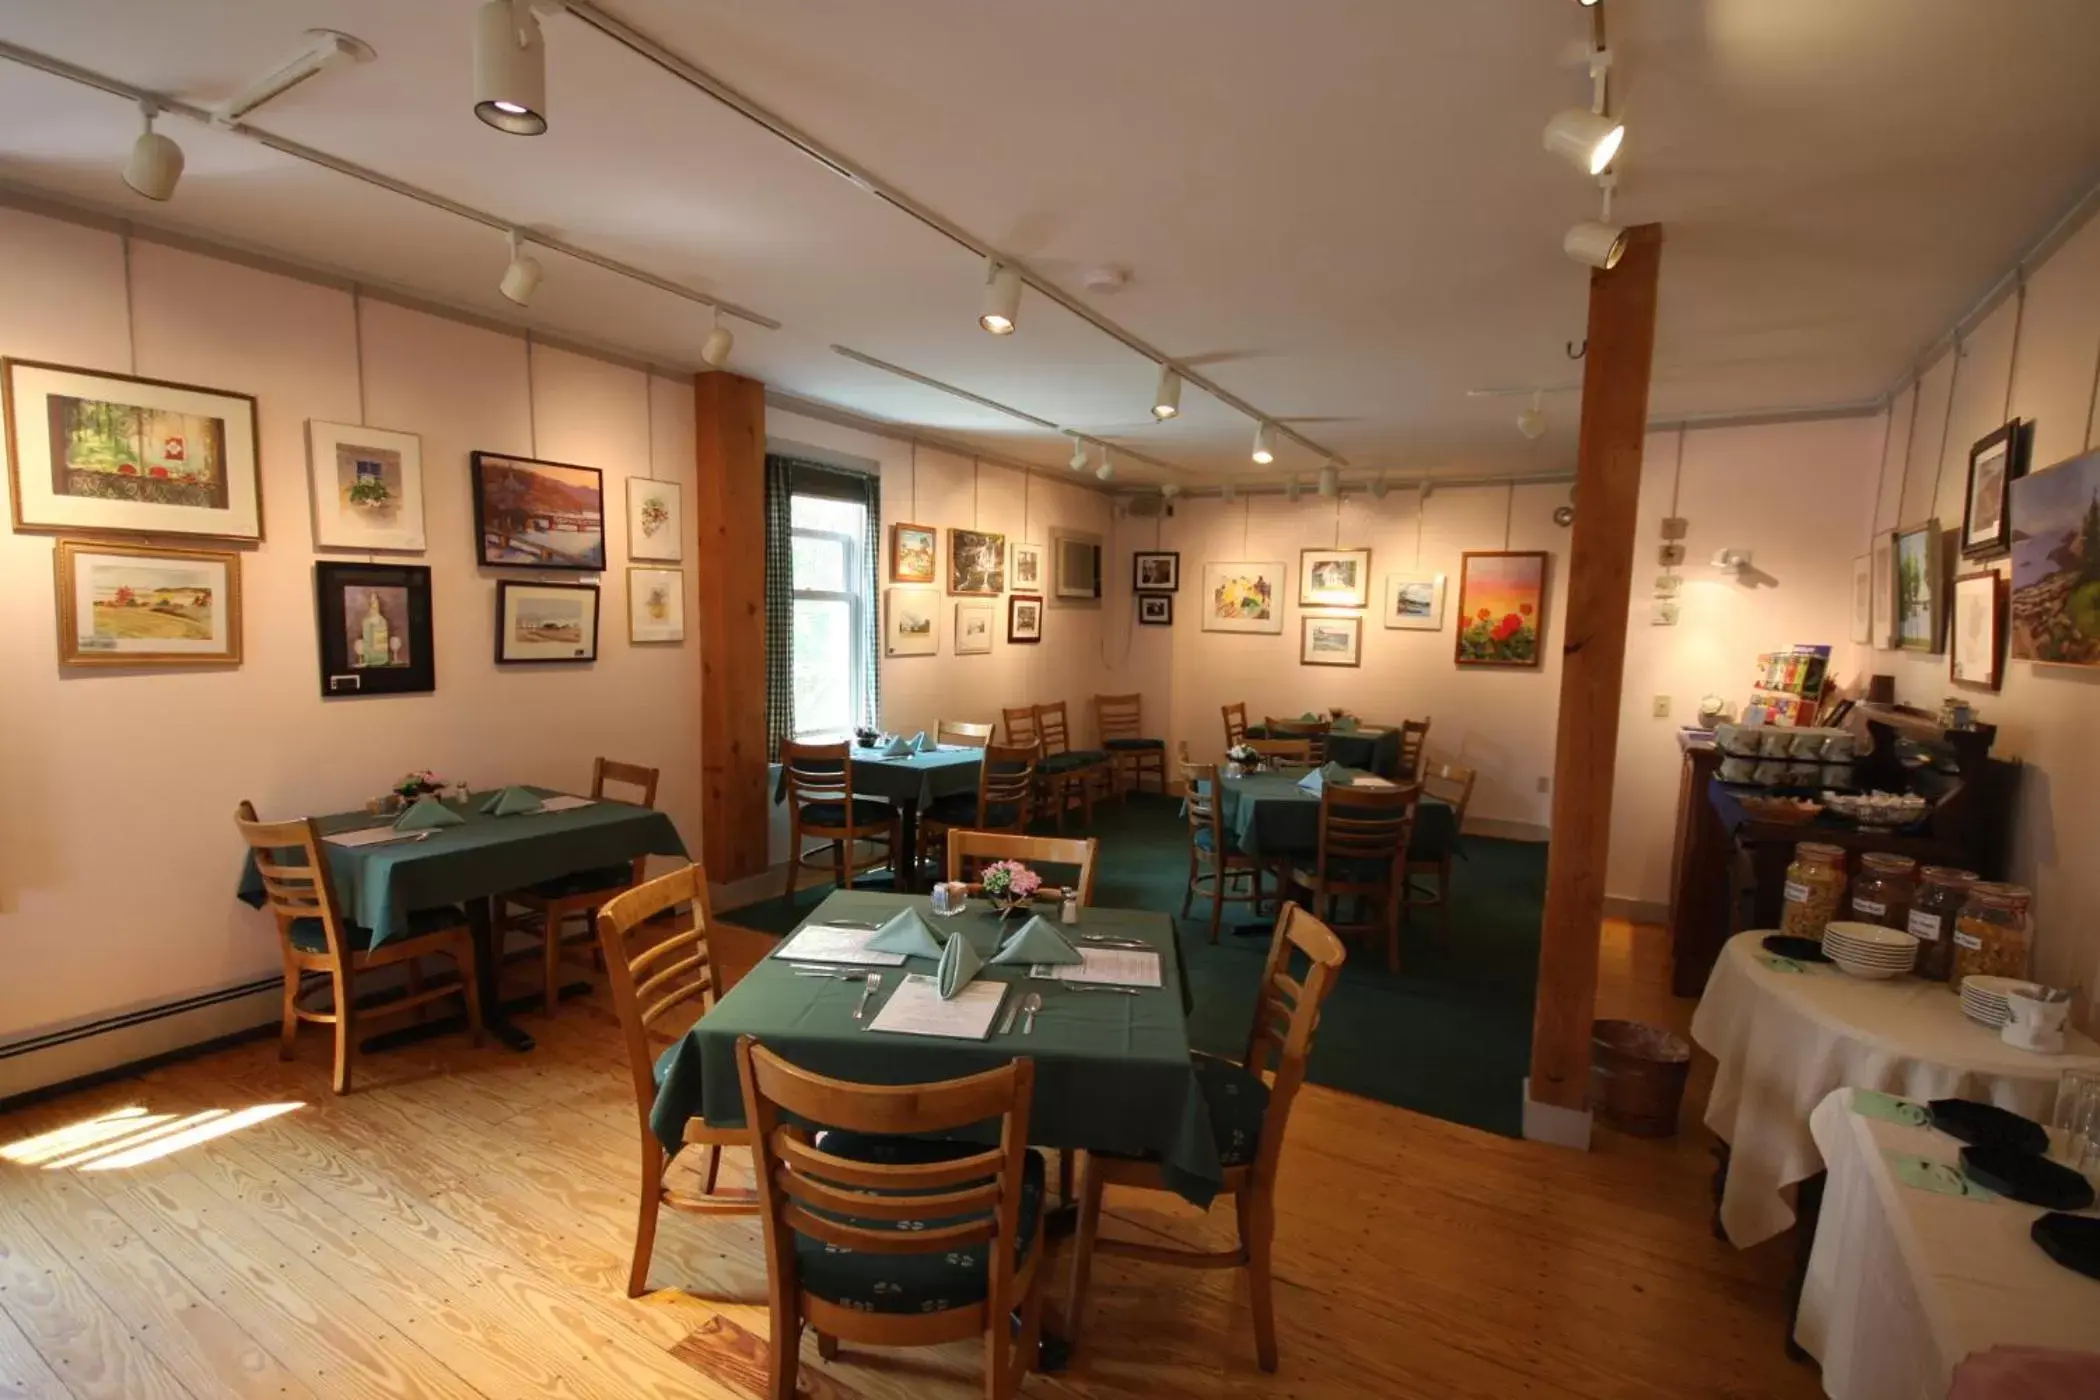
1201,561,1285,634
628,566,685,644
626,478,682,563
1454,551,1547,667
308,420,425,552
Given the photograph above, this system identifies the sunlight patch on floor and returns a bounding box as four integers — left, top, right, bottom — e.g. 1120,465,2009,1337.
2,1102,304,1171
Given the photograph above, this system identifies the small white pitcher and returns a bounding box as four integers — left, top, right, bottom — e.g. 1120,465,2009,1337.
2002,987,2071,1054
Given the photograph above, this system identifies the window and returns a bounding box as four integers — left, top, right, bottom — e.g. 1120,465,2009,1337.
790,491,868,738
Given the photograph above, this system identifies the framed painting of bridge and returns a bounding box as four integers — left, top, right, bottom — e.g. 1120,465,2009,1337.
471,451,606,571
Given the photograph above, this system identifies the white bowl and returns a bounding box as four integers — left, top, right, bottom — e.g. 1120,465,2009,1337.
1831,956,1911,981
1823,921,1919,951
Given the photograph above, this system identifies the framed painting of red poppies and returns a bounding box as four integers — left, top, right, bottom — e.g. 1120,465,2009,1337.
1455,551,1548,667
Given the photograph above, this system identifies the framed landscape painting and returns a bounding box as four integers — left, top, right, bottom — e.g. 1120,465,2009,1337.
471,451,606,571
55,538,241,667
1870,531,1898,650
1455,551,1547,667
892,521,936,583
1950,570,2004,691
2009,448,2100,667
885,586,938,656
1894,520,1944,653
495,580,599,663
1010,542,1044,592
308,419,425,552
314,561,434,697
1383,571,1446,630
626,478,682,563
1201,561,1285,634
1133,551,1180,592
948,527,1006,595
628,566,685,644
954,600,995,654
7,358,261,541
1008,593,1043,643
1299,547,1371,608
1300,613,1361,667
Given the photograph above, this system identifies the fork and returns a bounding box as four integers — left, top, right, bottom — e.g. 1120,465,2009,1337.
853,973,881,1022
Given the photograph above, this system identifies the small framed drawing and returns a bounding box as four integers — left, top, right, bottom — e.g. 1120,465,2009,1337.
626,478,682,563
7,358,262,541
1455,551,1548,667
1960,421,2023,560
885,586,937,656
955,600,995,654
1894,520,1944,653
1383,571,1446,630
1301,614,1362,667
495,580,599,663
1133,551,1180,592
892,522,937,584
1950,571,2004,691
628,566,685,644
1138,594,1173,626
1870,531,1898,650
948,528,1007,595
314,560,434,696
1850,553,1874,645
1010,542,1045,592
1009,593,1044,643
54,538,242,668
308,420,425,552
471,452,606,571
1201,561,1285,633
1299,547,1371,608
1051,527,1103,599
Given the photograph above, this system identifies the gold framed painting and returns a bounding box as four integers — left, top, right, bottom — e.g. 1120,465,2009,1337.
892,521,937,583
54,537,243,667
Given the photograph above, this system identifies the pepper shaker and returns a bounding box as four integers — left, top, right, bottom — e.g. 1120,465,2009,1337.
1059,887,1079,925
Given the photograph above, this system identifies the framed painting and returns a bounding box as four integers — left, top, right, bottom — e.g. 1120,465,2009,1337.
1300,613,1362,667
955,600,995,654
1894,520,1944,653
471,451,606,571
55,538,241,667
885,586,938,656
1950,570,2004,691
308,419,425,552
1850,553,1874,645
2009,448,2100,667
1870,531,1898,650
1051,527,1102,600
892,521,937,584
1010,542,1045,592
1008,593,1043,643
1201,561,1285,634
315,561,434,696
1383,571,1446,630
495,580,599,663
1133,551,1180,593
626,478,683,563
628,566,685,644
1454,551,1547,667
1960,421,2024,560
1138,594,1173,626
1299,547,1371,608
7,358,262,541
948,527,1007,595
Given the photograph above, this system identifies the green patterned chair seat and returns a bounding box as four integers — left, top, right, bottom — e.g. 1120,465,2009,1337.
796,799,895,830
924,795,1025,829
289,904,464,955
1104,737,1165,751
1100,1054,1268,1169
1039,751,1107,775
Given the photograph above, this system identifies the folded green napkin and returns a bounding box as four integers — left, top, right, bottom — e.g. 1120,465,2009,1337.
1296,761,1353,794
865,908,944,959
480,785,545,817
393,795,464,831
1299,711,1319,722
880,735,912,757
909,730,932,753
937,929,984,999
989,915,1082,966
1332,716,1361,734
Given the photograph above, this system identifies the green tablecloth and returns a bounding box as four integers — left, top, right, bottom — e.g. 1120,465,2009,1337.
1220,768,1457,861
234,787,687,946
770,746,984,809
1245,723,1404,778
653,890,1225,1206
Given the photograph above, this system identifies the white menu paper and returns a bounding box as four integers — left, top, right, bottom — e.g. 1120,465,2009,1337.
1033,947,1163,988
323,827,433,849
773,924,909,967
867,974,1006,1040
537,794,597,812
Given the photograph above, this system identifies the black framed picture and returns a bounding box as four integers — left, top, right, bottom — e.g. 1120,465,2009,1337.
470,451,606,571
1008,593,1043,643
1137,594,1173,626
495,579,600,664
1132,551,1180,593
1960,420,2026,560
315,561,435,697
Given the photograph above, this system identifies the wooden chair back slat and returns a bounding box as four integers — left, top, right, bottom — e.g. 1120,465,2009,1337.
1182,761,1224,847
1222,701,1249,750
594,757,661,807
781,1199,992,1256
234,801,350,962
978,742,1039,819
936,719,995,749
1422,759,1478,830
775,1134,1006,1192
1032,701,1075,756
1398,719,1432,781
946,832,1097,905
1263,717,1331,764
1001,706,1040,747
784,1170,1002,1225
1094,693,1142,743
596,864,719,1135
780,739,853,806
1315,783,1420,879
1240,904,1347,1189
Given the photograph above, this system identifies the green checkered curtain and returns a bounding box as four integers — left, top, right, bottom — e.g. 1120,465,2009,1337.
856,473,881,729
762,454,795,761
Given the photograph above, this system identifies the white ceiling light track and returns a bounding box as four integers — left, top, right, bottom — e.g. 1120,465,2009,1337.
1542,0,1629,269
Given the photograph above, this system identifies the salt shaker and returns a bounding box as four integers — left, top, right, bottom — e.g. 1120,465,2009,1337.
1059,887,1079,925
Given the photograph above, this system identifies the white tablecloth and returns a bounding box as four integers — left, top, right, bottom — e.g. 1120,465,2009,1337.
1795,1088,2100,1400
1690,932,2099,1246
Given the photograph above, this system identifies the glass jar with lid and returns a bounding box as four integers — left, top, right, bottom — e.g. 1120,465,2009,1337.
1908,866,1977,983
1780,841,1848,942
1952,882,2033,983
1848,852,1916,932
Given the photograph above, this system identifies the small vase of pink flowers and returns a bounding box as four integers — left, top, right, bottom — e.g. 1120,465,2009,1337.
978,859,1042,918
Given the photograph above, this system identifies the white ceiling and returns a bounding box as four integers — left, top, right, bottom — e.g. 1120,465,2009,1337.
0,0,2096,487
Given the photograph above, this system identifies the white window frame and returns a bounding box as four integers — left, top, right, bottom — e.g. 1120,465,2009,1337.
789,514,866,739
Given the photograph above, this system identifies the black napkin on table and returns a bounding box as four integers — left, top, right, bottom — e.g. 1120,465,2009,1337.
2032,1212,2100,1281
1761,934,1832,963
1959,1145,2096,1211
1927,1099,2050,1154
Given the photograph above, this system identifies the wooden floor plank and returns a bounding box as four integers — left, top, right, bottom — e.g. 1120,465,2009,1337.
0,1305,73,1400
0,1206,195,1400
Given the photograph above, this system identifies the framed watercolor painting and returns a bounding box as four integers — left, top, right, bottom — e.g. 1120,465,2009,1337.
471,451,606,571
1201,561,1285,634
2009,448,2100,667
1300,614,1361,666
628,566,685,644
1454,551,1547,667
1299,548,1371,608
885,586,938,656
948,527,1006,595
1137,594,1173,626
1960,420,2024,560
1008,593,1044,643
314,561,434,697
1950,570,2004,691
1010,542,1044,592
1870,531,1898,650
7,358,262,541
308,419,425,552
1383,571,1446,630
626,478,682,563
892,521,937,583
1850,553,1874,644
1894,520,1944,653
1051,528,1102,599
495,580,599,663
1133,551,1180,592
54,538,242,667
954,600,995,654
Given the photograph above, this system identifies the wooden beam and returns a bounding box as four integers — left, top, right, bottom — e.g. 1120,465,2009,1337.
693,369,770,883
1529,224,1664,1119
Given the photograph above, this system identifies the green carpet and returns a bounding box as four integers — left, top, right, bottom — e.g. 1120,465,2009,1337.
722,795,1547,1137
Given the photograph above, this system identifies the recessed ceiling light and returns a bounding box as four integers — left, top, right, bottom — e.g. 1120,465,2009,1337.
1251,422,1274,465
1542,107,1622,175
474,0,549,135
121,102,183,201
1152,366,1182,421
979,258,1021,335
499,230,542,305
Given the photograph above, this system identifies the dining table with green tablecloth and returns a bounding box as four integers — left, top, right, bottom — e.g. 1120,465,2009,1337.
1219,766,1458,863
1244,721,1405,778
651,890,1228,1207
771,745,984,890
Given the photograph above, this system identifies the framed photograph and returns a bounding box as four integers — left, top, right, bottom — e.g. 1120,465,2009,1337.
314,561,434,696
1132,551,1181,593
471,451,606,571
954,600,995,654
626,478,682,563
495,580,599,664
1010,542,1044,592
1008,593,1044,643
628,567,685,644
1870,531,1898,650
308,419,425,552
6,358,262,541
1201,561,1285,634
1383,571,1446,631
1894,520,1944,653
54,538,241,667
1950,570,2004,690
1051,527,1103,600
1849,553,1874,645
1301,613,1362,667
892,521,937,584
2010,448,2100,667
1961,421,2024,560
885,586,938,657
948,527,1007,595
1137,593,1173,627
1455,551,1548,668
1299,548,1371,608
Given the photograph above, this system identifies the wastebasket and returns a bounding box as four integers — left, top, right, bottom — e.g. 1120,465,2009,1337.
1590,1019,1692,1137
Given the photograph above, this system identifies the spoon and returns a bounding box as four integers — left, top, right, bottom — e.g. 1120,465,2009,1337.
1021,992,1042,1035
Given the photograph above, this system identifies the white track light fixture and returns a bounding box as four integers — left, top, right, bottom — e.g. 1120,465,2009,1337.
499,230,543,306
474,0,550,135
979,258,1021,335
1251,422,1275,465
700,308,733,368
1285,476,1302,503
1095,446,1115,483
1369,474,1390,500
1543,47,1622,174
1151,365,1182,420
1161,483,1183,501
122,103,183,201
1317,462,1340,498
1068,436,1087,471
1517,390,1549,440
1564,172,1627,270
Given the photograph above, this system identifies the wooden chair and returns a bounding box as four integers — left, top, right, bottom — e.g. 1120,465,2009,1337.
781,740,899,900
946,831,1099,907
1221,701,1249,752
936,719,995,749
1094,693,1166,799
1067,902,1346,1372
1405,760,1477,931
1181,759,1265,943
233,801,482,1095
919,741,1038,876
496,757,659,1018
1243,738,1312,765
1032,700,1111,832
736,1038,1046,1400
1398,717,1432,781
1285,782,1419,974
596,863,759,1297
1001,705,1039,748
1263,716,1331,765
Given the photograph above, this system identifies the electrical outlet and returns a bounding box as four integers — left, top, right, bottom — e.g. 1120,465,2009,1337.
1536,776,1551,794
1653,574,1682,598
1652,694,1672,718
1650,600,1680,626
1659,543,1686,567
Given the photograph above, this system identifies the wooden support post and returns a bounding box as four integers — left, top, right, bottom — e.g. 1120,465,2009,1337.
1527,224,1663,1132
693,370,770,883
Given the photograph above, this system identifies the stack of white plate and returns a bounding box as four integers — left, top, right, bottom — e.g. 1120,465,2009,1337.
1821,920,1919,979
1960,975,2042,1028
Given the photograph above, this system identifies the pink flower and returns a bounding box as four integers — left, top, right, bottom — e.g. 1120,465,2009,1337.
981,860,1041,900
